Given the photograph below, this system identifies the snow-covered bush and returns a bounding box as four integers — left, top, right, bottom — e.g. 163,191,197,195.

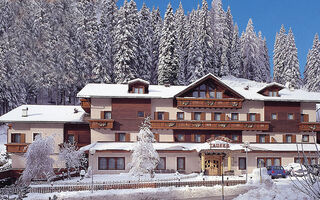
19,135,55,186
59,142,87,179
129,116,160,178
248,167,272,185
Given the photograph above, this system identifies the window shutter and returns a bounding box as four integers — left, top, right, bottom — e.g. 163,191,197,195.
191,112,195,120
283,135,286,143
201,134,206,142
256,114,260,121
154,112,158,120
221,113,225,121
11,134,14,143
271,137,276,143
200,113,206,120
266,135,270,143
115,133,119,142
164,112,169,120
211,113,214,121
247,114,250,121
292,135,296,143
256,135,259,143
154,133,159,142
125,133,130,142
304,114,309,122
21,134,26,143
191,133,195,142
100,111,104,119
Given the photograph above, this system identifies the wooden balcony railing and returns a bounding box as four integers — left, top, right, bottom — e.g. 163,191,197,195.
80,98,91,113
151,120,270,131
88,119,114,129
176,98,244,109
299,122,320,132
6,143,30,153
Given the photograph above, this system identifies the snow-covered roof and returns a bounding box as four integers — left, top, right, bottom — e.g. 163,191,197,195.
77,75,320,102
128,78,150,85
81,142,320,153
0,105,85,123
256,82,285,93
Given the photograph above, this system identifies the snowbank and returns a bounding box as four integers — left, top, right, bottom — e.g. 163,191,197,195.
247,167,271,185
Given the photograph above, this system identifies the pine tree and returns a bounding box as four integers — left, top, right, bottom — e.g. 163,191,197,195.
304,33,320,91
241,19,260,81
137,3,153,81
229,24,242,78
113,0,139,83
129,116,159,177
257,32,271,82
273,25,287,84
158,3,178,85
175,2,187,85
150,7,162,84
283,28,302,88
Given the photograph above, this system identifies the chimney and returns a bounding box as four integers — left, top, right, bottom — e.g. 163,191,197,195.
164,83,170,87
244,85,249,90
22,107,28,117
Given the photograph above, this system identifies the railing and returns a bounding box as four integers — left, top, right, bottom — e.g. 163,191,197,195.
299,122,320,132
5,143,29,153
151,120,270,131
6,179,246,194
176,97,244,109
80,98,91,113
88,119,114,129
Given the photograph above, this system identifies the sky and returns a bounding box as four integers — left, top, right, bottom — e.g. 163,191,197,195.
117,0,320,77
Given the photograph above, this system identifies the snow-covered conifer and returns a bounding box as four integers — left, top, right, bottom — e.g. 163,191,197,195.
158,3,178,85
257,32,271,82
20,135,55,186
129,116,159,177
304,33,320,91
150,7,162,84
229,24,242,78
273,25,287,84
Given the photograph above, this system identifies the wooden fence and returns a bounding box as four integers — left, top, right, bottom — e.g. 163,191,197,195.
0,180,245,194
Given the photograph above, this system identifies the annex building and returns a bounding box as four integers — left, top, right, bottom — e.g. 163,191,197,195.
1,73,320,176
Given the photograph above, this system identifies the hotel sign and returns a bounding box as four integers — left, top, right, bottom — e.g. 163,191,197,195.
207,136,231,149
210,143,230,149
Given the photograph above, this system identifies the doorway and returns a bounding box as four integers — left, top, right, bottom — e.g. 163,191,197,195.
204,155,222,176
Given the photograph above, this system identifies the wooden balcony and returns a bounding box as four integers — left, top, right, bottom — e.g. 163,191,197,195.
299,122,320,132
176,98,244,109
151,120,270,131
88,119,114,129
80,98,91,113
6,143,30,153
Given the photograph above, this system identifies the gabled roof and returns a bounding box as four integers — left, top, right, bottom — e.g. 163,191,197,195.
0,105,85,123
257,82,285,94
128,78,150,85
174,73,245,99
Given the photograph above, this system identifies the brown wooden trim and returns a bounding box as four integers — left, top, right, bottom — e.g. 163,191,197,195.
256,113,260,121
80,98,91,113
299,122,320,131
154,133,159,142
191,112,195,120
221,113,225,121
256,135,259,143
303,114,309,122
88,119,114,129
247,114,250,121
265,134,270,143
200,112,206,120
164,112,169,120
176,98,243,109
125,133,130,142
6,143,29,153
177,157,186,170
292,134,296,143
154,112,158,120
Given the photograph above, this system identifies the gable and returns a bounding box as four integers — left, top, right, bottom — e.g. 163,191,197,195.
258,83,285,97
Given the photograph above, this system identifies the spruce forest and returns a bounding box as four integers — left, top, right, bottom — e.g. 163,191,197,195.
0,0,319,114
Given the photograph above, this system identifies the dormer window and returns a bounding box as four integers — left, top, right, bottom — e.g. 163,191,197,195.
128,78,149,94
133,87,144,94
257,82,284,97
268,91,278,97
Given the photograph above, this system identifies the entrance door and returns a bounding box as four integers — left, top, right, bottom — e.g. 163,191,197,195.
204,156,221,176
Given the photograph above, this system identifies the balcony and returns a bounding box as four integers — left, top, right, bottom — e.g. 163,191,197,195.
88,119,114,129
176,98,243,109
299,122,320,132
151,120,270,131
80,98,91,113
6,143,29,153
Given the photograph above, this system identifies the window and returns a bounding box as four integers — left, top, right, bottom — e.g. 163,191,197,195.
249,113,256,121
268,91,278,97
257,158,265,167
137,111,144,118
98,157,125,170
133,87,144,94
274,158,280,166
288,113,294,120
12,133,21,143
285,135,292,143
118,133,126,142
214,113,221,121
302,135,309,142
195,134,201,142
232,135,239,142
194,112,201,121
216,92,222,99
177,112,184,120
266,158,272,167
271,113,277,120
67,134,75,143
231,113,238,121
259,135,266,143
295,157,318,165
157,157,166,170
239,157,246,170
157,112,164,120
33,133,41,141
177,157,185,170
104,111,112,119
257,158,281,167
176,134,185,142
